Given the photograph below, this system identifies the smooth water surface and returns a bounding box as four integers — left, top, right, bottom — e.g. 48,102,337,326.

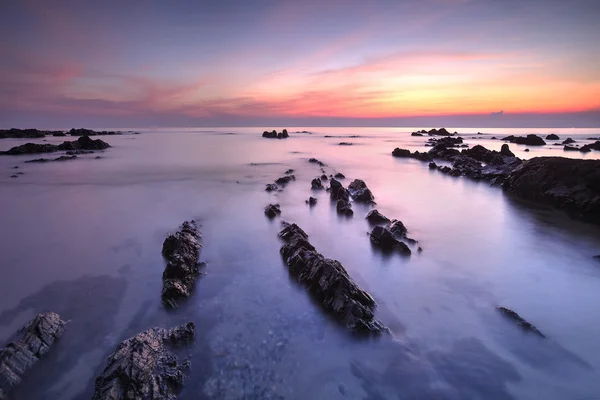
1,127,600,399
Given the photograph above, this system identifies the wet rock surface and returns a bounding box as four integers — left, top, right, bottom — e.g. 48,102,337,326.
336,199,354,216
311,178,324,190
262,129,289,139
92,322,195,400
329,178,350,201
347,179,375,203
264,204,281,218
1,135,111,155
503,157,600,225
369,226,411,255
161,221,202,308
278,223,388,334
497,307,544,337
0,312,66,399
366,209,390,224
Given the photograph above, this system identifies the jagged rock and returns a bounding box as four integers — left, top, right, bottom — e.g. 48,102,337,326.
265,183,278,192
429,161,437,169
497,307,544,337
336,199,353,216
503,157,600,225
0,312,66,398
366,210,390,224
369,226,411,255
389,220,408,237
264,204,281,218
426,136,463,147
0,128,69,139
306,197,317,206
308,158,326,167
500,144,514,157
329,178,349,201
25,155,77,163
501,134,546,146
413,128,454,136
311,178,324,190
546,134,560,140
92,322,195,400
278,223,387,334
275,175,295,185
334,172,345,179
347,179,374,203
1,135,110,155
161,221,202,308
262,129,289,139
562,138,575,144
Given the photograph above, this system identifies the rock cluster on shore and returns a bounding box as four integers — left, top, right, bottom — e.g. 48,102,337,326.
330,178,353,216
161,221,203,308
92,322,195,400
0,312,66,399
262,129,289,139
1,135,111,156
278,222,388,334
412,128,456,136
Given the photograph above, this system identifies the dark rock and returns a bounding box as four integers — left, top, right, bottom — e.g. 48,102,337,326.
564,145,583,152
415,128,454,136
502,135,546,146
25,155,78,163
2,143,59,155
491,136,497,139
278,223,387,334
339,142,353,146
69,128,120,136
0,128,48,139
275,175,295,185
562,138,575,144
588,137,600,140
334,172,345,179
427,136,463,147
366,209,390,224
284,169,294,174
52,132,67,137
369,226,411,255
580,141,600,152
429,162,437,169
161,221,202,308
524,149,530,152
336,199,353,216
308,158,326,167
329,178,349,201
2,135,110,156
320,174,328,181
546,134,560,140
262,129,289,139
11,166,18,169
500,144,514,157
306,197,317,206
10,174,18,178
265,183,278,192
66,150,94,155
503,157,600,224
264,204,281,219
92,322,195,400
497,307,544,337
411,132,423,136
418,247,423,252
392,148,411,158
0,312,66,398
311,178,324,190
347,179,374,203
389,219,408,237
593,255,600,261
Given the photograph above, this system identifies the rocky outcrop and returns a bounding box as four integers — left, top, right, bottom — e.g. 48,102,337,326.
262,129,289,139
411,132,423,136
392,148,411,158
0,312,66,398
69,128,121,136
264,204,281,218
25,155,78,163
265,183,278,192
412,128,455,136
497,307,544,337
366,209,390,224
392,148,433,162
278,223,387,334
581,141,600,152
426,136,464,148
329,178,350,201
369,226,411,255
1,135,110,155
339,142,353,146
336,199,353,216
320,174,328,181
503,157,600,225
347,179,375,203
311,178,324,190
564,145,585,152
501,134,546,146
0,128,65,139
92,322,195,400
334,172,345,179
500,144,514,157
308,158,326,167
161,221,202,308
274,175,295,185
546,134,560,140
284,169,294,174
562,138,575,145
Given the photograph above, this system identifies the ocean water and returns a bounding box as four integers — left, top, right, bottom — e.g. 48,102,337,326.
1,127,600,399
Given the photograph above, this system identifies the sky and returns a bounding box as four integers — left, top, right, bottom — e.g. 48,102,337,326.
1,0,599,128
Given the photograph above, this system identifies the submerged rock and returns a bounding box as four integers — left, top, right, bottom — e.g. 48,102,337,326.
503,157,600,225
426,136,464,148
336,199,354,216
308,158,326,167
278,223,388,334
284,168,294,174
0,128,52,139
366,209,390,224
546,134,560,140
25,155,78,163
320,174,328,181
92,322,195,400
580,141,600,152
265,183,278,192
306,197,317,206
275,174,295,185
347,179,375,203
264,204,281,218
69,128,121,136
428,161,437,169
564,145,584,152
497,307,544,337
0,312,66,398
369,226,411,255
161,221,202,308
311,178,324,190
339,142,353,146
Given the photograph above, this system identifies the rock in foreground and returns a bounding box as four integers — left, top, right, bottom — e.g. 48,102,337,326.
369,226,411,255
161,221,202,308
503,157,600,225
92,322,195,400
366,209,390,224
265,204,281,218
0,312,66,398
347,179,375,203
278,223,388,334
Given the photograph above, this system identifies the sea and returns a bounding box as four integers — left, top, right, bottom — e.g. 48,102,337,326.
1,127,600,399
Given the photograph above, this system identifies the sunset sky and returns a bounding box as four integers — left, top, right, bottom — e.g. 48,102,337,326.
1,0,599,128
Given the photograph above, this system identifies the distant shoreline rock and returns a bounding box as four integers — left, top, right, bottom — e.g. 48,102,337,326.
262,129,289,139
1,135,111,156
